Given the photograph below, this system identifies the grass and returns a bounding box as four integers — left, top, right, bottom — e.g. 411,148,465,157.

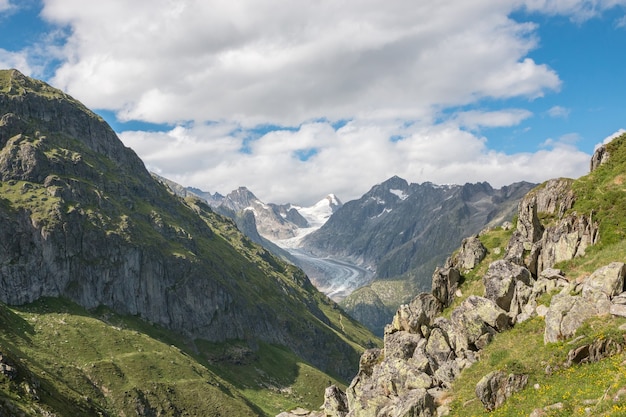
444,135,626,415
0,297,365,416
448,316,626,416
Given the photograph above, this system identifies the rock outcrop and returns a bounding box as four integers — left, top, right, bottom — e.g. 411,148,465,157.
323,138,626,415
475,371,528,411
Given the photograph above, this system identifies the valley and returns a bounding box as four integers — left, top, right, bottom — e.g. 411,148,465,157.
2,69,626,417
278,248,373,301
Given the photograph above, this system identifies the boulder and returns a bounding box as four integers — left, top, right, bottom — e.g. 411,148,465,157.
538,213,598,272
449,235,487,271
391,293,443,335
357,348,382,377
544,290,612,343
378,388,436,417
483,260,532,312
583,262,626,297
431,267,461,308
384,332,422,360
424,328,453,370
450,296,510,349
610,304,626,318
564,338,623,367
475,370,528,411
323,385,349,417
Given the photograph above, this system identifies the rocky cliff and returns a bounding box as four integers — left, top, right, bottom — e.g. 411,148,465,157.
318,134,626,416
0,69,374,381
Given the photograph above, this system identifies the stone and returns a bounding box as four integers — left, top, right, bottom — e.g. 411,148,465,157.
381,388,436,417
483,260,532,312
425,328,453,369
590,143,610,172
583,262,626,297
433,360,460,389
431,267,461,308
544,291,611,343
475,371,528,411
385,332,422,361
358,348,382,377
612,292,626,305
611,304,626,318
564,338,623,367
450,296,510,349
450,236,487,271
323,385,349,417
535,304,549,318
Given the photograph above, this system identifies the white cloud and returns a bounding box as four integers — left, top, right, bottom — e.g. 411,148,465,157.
0,49,32,73
547,105,570,118
520,0,626,21
453,109,533,130
32,0,617,205
120,120,590,205
599,128,626,148
0,0,12,13
43,0,561,125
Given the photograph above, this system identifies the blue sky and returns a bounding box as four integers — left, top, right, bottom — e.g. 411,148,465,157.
0,0,625,205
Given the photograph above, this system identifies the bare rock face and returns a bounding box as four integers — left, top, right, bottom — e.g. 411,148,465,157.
323,385,349,417
448,235,487,272
431,266,461,308
583,262,626,297
544,289,612,343
505,177,598,276
475,371,528,411
483,260,533,313
590,143,610,172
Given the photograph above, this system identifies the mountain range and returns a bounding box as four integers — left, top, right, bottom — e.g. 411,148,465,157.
191,175,535,335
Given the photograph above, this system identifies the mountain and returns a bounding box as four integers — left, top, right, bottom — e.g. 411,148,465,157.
189,185,342,242
298,175,535,334
318,134,626,416
0,69,378,416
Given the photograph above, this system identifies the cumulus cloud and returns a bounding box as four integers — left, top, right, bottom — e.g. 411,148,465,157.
120,120,591,205
43,0,562,125
599,128,626,148
0,49,31,73
33,0,622,205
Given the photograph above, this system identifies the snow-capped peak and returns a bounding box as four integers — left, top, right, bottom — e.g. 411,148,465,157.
294,194,343,228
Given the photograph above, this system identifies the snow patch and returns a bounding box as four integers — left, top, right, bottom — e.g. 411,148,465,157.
390,189,409,200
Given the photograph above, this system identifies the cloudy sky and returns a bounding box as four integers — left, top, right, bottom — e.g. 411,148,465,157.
1,0,625,205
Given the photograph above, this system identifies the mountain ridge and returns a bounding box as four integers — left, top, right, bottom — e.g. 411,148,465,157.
0,69,376,394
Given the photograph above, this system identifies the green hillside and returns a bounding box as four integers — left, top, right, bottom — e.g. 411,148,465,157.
0,69,380,416
446,133,626,416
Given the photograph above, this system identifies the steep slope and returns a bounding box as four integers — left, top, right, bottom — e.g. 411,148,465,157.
320,134,626,417
0,69,378,410
300,176,534,333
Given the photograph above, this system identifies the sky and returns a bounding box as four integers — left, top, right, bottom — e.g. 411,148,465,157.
0,0,625,205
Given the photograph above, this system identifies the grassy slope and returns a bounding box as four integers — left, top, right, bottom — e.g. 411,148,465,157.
0,297,360,416
445,134,626,416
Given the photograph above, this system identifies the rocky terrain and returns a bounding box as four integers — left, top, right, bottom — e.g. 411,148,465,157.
300,176,534,335
306,135,626,416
